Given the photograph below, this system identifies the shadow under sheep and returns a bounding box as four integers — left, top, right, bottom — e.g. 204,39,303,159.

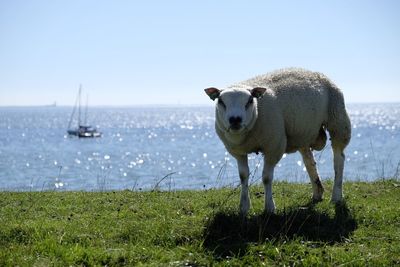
203,202,357,259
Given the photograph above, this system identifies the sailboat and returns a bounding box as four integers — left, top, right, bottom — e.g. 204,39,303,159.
67,85,102,138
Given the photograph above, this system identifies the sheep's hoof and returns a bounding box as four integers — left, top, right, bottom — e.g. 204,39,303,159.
312,196,323,203
239,211,248,221
239,200,250,217
264,203,276,214
312,191,324,203
330,195,343,204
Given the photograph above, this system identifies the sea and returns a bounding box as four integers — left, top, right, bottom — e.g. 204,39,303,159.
0,104,399,191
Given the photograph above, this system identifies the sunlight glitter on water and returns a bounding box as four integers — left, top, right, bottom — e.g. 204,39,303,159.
0,104,399,191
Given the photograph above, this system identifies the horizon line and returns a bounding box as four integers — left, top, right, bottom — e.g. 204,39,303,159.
0,101,399,108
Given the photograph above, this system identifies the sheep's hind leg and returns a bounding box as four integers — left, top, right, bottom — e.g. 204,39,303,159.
235,155,250,216
326,91,351,203
299,147,324,201
332,146,345,203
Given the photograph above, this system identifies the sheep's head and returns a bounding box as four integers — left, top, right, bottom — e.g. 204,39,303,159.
204,87,266,134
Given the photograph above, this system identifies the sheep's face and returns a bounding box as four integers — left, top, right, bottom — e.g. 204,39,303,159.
205,87,266,134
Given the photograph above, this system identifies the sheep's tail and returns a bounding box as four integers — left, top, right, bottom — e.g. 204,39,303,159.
325,80,351,149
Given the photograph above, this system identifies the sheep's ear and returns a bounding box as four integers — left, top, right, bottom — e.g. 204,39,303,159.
204,87,221,101
250,87,266,98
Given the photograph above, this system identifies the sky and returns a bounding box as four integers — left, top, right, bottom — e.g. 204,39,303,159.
0,0,399,106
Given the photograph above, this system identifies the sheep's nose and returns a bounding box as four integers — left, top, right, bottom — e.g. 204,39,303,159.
229,116,242,130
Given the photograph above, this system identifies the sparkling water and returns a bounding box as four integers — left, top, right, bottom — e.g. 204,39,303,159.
0,104,399,191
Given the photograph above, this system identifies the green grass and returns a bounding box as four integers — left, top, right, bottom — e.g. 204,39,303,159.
1,180,399,266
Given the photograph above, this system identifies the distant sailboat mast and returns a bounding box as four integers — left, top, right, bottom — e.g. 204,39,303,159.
78,84,82,127
67,87,80,130
84,94,89,126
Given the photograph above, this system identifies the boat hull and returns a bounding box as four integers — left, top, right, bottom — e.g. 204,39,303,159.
67,127,102,138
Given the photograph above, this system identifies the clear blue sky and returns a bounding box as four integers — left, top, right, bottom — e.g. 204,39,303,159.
0,0,399,106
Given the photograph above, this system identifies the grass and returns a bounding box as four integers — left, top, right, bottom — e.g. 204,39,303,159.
0,180,399,266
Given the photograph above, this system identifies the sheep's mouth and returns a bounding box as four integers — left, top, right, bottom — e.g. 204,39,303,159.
228,124,247,133
229,124,242,131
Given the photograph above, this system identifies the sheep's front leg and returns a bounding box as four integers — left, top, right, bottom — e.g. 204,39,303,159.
262,159,276,213
235,155,250,216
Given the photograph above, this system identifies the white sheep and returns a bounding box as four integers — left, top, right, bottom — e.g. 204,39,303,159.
204,68,351,215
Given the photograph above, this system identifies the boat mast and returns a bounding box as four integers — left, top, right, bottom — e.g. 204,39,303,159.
67,87,80,130
78,84,82,127
84,94,89,126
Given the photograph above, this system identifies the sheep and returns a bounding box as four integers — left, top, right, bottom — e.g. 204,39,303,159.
204,68,351,215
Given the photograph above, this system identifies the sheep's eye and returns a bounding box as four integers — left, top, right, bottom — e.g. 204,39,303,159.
245,96,254,109
218,98,226,109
